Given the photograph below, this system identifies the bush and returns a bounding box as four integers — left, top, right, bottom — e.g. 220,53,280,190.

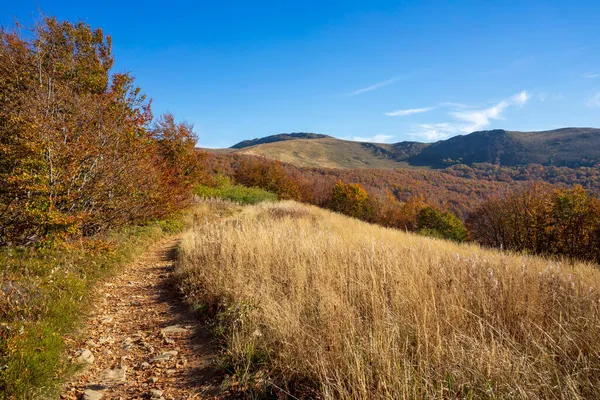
194,183,276,205
329,181,373,220
0,17,196,246
234,158,303,201
417,206,468,242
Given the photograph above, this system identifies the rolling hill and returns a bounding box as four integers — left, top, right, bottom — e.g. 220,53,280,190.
409,127,600,168
232,136,427,169
213,128,600,169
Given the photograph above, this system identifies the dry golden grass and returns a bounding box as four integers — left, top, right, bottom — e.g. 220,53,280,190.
178,200,600,399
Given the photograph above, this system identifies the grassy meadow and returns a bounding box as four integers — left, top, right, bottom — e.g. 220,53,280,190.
177,200,600,399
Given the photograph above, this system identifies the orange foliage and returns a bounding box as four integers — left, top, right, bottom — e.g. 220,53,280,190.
469,183,600,263
0,17,198,245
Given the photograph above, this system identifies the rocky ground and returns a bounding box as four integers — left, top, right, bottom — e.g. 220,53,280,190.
61,238,226,400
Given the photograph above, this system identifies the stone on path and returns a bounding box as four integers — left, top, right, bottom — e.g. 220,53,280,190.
82,389,104,400
76,349,95,365
99,366,127,385
160,325,189,335
150,389,165,399
151,350,178,363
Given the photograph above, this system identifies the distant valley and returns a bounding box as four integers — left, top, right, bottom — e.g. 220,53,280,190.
208,128,600,169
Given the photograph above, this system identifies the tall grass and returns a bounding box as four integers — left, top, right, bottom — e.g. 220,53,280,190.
178,201,600,399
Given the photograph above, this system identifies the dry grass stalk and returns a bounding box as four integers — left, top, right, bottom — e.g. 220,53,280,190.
178,201,600,399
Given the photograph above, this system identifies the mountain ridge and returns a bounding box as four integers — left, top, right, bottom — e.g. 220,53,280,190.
216,128,600,169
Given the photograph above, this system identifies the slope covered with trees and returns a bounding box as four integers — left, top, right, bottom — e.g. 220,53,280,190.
202,152,600,263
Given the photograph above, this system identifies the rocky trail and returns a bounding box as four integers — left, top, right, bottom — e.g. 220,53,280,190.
61,238,226,400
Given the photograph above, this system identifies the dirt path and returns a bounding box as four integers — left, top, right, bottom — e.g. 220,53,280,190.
62,238,225,400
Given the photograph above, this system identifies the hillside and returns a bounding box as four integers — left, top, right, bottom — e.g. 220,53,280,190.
215,128,600,169
178,200,600,399
232,136,429,169
409,127,600,168
231,132,332,149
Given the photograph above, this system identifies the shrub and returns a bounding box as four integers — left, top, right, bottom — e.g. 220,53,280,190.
194,184,276,205
329,181,372,220
417,206,468,242
234,158,303,201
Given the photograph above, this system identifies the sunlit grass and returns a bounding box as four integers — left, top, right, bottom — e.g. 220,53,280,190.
178,200,600,399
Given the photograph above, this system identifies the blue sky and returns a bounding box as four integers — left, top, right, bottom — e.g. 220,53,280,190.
2,1,600,147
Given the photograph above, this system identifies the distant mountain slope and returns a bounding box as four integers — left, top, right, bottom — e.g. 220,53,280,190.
213,128,600,169
231,133,331,149
234,137,428,169
409,128,600,168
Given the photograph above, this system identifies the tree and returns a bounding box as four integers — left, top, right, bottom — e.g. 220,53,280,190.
329,181,372,220
469,183,600,263
234,157,302,200
151,112,202,187
0,17,193,245
417,206,468,242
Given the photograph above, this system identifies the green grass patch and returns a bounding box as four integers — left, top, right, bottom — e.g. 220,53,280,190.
0,220,185,399
194,181,276,205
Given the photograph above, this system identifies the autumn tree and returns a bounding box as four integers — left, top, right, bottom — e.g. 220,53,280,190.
0,17,195,245
469,183,600,263
329,181,372,219
151,113,200,185
234,157,302,200
417,206,468,242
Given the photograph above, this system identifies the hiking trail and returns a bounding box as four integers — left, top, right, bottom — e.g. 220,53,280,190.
61,237,225,400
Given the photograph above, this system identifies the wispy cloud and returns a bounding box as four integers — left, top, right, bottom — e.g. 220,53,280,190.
350,76,402,96
449,91,529,132
584,73,599,79
411,123,461,141
586,92,600,108
384,102,475,118
410,91,530,141
346,134,395,143
384,106,435,117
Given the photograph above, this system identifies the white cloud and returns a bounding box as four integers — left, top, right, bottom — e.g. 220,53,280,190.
511,91,530,105
384,106,435,117
410,91,530,141
350,76,402,96
347,134,395,143
411,123,460,141
584,73,599,79
586,92,600,108
449,91,529,132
